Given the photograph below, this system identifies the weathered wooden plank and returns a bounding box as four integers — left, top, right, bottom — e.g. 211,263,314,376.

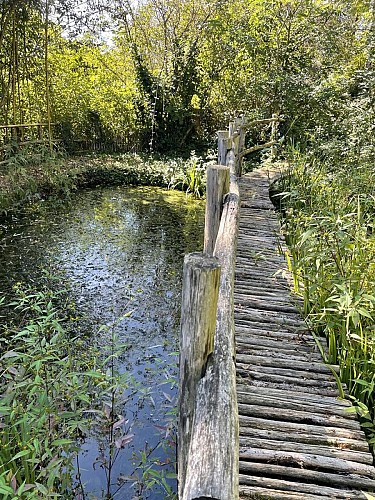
236,363,336,383
236,324,310,337
239,415,365,440
239,461,375,490
239,426,370,452
239,437,372,464
238,404,360,430
235,337,314,353
236,278,290,293
234,297,299,314
237,347,320,364
239,481,367,500
236,317,308,333
239,448,375,476
236,353,336,375
236,340,320,356
234,292,300,305
237,384,350,406
235,315,304,331
237,391,355,418
238,378,340,397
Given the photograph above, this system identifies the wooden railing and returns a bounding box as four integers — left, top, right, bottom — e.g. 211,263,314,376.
178,114,283,500
0,122,141,159
0,123,55,144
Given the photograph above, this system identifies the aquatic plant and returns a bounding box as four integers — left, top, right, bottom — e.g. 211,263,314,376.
171,152,206,198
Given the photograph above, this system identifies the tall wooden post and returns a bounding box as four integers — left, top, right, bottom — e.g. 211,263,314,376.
217,130,229,165
237,115,246,177
178,253,221,498
204,165,230,255
271,113,279,159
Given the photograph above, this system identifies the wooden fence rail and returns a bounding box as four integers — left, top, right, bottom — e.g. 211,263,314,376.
0,123,54,143
178,114,283,499
0,122,141,159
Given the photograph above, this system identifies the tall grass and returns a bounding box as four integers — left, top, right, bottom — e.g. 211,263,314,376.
276,149,375,445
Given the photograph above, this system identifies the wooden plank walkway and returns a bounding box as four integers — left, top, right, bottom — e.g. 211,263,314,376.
235,166,375,499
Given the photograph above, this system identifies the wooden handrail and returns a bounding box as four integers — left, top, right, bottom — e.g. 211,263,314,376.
243,116,284,128
0,123,55,129
178,113,282,499
181,188,240,500
239,139,279,158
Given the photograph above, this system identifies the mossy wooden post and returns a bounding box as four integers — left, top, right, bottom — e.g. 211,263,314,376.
178,253,221,498
204,165,230,256
238,115,246,177
217,130,229,165
183,190,240,500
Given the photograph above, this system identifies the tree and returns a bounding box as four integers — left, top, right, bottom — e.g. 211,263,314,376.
113,0,223,151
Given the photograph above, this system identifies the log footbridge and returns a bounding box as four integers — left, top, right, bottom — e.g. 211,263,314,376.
178,117,375,499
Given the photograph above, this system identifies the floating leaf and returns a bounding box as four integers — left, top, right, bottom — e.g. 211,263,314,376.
162,391,173,403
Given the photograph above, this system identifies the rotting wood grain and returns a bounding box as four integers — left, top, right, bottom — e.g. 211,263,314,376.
235,165,375,499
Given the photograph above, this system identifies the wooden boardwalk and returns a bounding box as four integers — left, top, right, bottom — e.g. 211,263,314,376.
235,166,375,499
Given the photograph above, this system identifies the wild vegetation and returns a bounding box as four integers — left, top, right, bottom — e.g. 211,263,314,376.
1,0,375,497
275,31,375,441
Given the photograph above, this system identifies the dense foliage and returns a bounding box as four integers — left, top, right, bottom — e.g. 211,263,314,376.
1,0,373,152
276,42,375,440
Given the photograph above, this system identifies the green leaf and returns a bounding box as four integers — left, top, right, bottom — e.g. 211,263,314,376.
51,438,74,446
35,482,49,495
11,449,30,460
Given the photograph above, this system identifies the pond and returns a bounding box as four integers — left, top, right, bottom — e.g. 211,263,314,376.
0,185,205,498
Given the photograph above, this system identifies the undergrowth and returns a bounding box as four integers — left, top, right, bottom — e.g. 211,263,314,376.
0,146,206,214
0,282,99,498
275,146,375,446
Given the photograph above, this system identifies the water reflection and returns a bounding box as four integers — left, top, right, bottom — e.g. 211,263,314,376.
0,185,205,498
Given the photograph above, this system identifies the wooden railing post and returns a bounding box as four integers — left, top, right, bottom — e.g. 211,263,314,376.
271,113,279,159
238,115,246,177
182,192,240,500
204,165,230,256
217,130,229,165
178,253,221,498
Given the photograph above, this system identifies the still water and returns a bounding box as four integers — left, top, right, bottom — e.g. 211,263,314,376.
0,185,205,498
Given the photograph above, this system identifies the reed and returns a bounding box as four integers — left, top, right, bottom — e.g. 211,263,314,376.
276,148,375,446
